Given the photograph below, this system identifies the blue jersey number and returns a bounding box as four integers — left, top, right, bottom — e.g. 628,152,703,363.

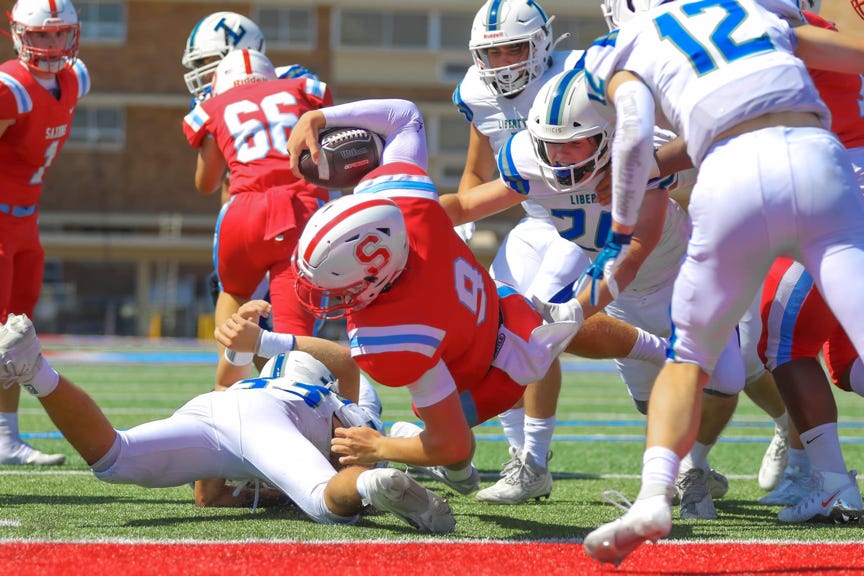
654,0,775,75
549,209,612,251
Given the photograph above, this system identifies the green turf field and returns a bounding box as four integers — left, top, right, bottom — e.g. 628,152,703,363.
3,351,864,542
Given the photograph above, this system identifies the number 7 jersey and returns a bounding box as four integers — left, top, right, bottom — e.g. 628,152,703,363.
583,0,829,167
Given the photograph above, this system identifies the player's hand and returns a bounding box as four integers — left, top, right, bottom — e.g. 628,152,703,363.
583,231,632,306
530,295,585,328
214,313,262,354
331,426,386,466
236,299,271,322
287,110,328,178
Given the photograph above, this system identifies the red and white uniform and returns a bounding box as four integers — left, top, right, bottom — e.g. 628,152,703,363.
0,58,90,322
346,164,575,425
183,77,332,333
758,12,864,386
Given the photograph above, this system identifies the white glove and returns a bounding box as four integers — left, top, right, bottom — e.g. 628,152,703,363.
530,295,585,326
454,222,476,243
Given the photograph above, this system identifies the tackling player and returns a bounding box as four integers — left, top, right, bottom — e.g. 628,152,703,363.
0,0,89,466
0,313,454,532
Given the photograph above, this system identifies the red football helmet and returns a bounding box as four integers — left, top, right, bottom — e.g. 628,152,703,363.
293,194,409,320
8,0,80,73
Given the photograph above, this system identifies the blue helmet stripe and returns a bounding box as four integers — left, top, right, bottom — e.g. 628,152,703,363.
547,68,581,125
188,17,204,47
527,0,549,23
487,0,504,30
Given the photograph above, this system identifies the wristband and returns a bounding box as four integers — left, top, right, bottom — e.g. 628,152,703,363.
257,331,297,359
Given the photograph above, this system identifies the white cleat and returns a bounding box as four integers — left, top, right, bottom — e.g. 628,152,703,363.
361,468,456,533
584,485,675,566
778,470,862,524
759,425,790,491
0,314,44,391
758,465,814,506
0,443,65,466
475,450,552,504
676,468,718,520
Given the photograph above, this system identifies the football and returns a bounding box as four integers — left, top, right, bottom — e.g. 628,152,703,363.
297,127,384,189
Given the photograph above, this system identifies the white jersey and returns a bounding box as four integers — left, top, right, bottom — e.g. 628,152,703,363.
497,130,690,293
453,49,584,218
582,0,829,166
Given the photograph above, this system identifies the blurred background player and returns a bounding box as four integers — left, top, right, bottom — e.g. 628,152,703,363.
0,0,89,466
182,49,332,393
451,0,666,505
0,314,454,533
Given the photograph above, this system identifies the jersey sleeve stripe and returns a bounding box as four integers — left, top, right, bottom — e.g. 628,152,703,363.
497,135,530,195
348,325,445,358
304,77,327,99
72,60,91,98
452,84,473,123
183,105,209,133
0,72,32,114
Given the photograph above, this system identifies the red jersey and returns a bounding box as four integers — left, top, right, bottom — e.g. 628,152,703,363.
345,163,501,390
183,76,332,200
0,58,90,205
804,12,864,150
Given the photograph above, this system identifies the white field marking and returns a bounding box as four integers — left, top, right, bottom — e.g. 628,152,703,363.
0,519,21,527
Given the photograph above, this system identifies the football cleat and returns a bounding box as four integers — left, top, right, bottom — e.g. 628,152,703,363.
0,442,65,466
0,314,44,389
777,470,863,523
360,468,456,533
758,425,790,491
758,464,815,506
499,445,523,477
475,450,552,504
677,468,718,520
674,467,728,504
584,484,675,566
407,464,481,495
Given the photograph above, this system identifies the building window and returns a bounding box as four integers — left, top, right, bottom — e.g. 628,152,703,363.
254,7,315,49
439,12,472,51
338,10,429,49
67,106,125,150
77,1,126,43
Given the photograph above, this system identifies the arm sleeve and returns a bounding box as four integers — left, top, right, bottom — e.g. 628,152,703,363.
610,79,655,228
405,359,458,409
322,98,428,170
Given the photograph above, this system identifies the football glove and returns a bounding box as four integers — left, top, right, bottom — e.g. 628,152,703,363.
584,231,631,306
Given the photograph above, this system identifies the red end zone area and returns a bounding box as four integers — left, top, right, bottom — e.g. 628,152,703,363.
1,541,862,575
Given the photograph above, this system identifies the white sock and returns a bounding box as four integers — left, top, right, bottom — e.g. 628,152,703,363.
0,412,22,452
498,407,525,451
849,358,864,398
788,447,810,472
800,423,846,475
642,445,680,487
443,464,475,481
687,441,713,472
627,328,668,366
523,415,555,468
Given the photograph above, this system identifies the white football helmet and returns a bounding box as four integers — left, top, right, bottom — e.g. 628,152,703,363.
600,0,673,30
9,0,79,73
469,0,557,97
210,49,275,96
527,68,612,193
181,11,265,99
260,350,338,389
293,194,409,320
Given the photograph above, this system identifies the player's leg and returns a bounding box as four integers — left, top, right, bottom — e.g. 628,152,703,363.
0,232,65,466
